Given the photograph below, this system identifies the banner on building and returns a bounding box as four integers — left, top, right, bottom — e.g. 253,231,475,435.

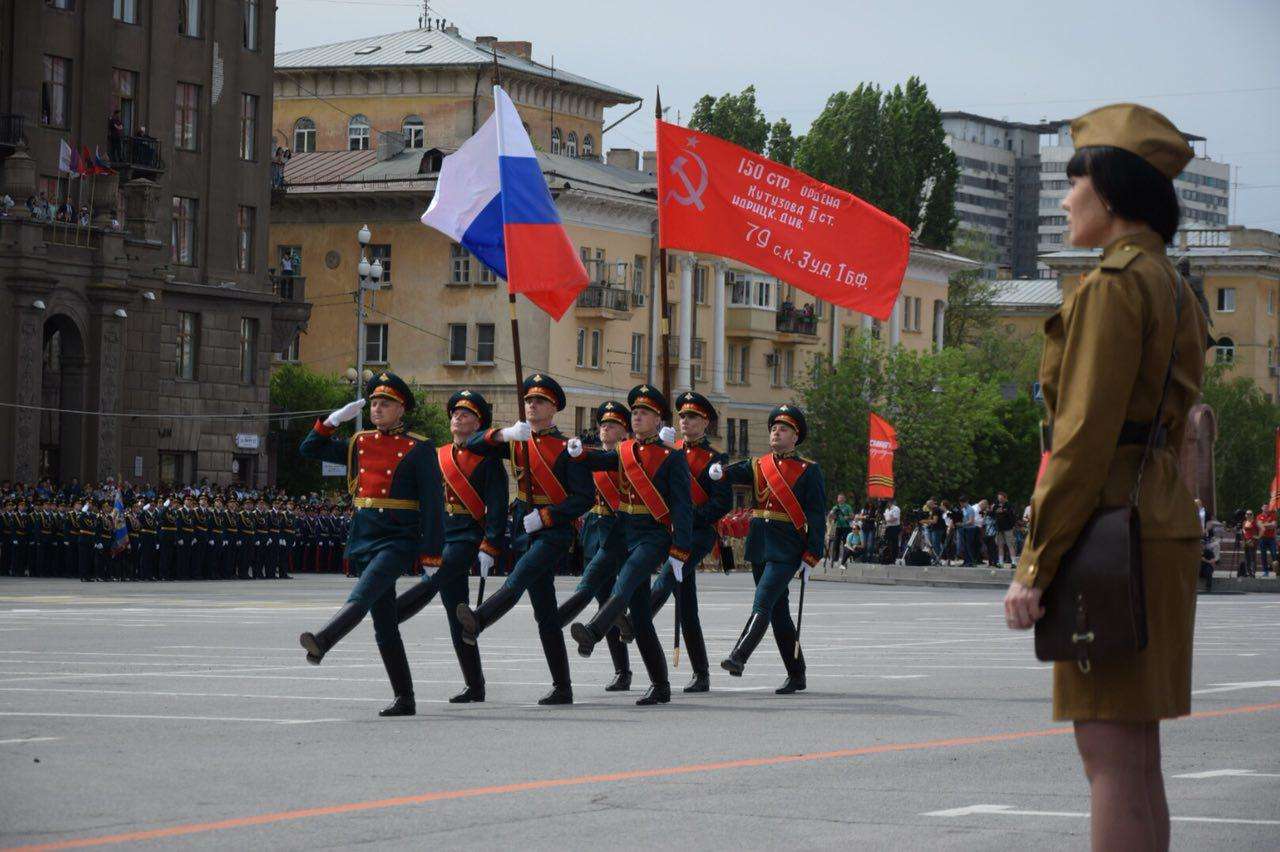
656,120,910,321
867,412,897,498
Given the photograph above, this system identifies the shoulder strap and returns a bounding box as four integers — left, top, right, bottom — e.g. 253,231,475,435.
1130,270,1184,507
758,453,808,532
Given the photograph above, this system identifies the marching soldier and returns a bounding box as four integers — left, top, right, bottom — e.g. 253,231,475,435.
646,391,732,693
297,372,445,717
711,404,826,694
553,400,633,691
454,374,594,706
394,389,507,703
567,385,691,706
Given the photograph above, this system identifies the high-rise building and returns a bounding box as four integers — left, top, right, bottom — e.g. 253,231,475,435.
0,0,309,487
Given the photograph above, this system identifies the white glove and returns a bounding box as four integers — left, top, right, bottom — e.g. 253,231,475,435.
176,538,184,546
659,425,677,444
208,539,214,546
325,398,365,428
500,421,532,442
567,437,584,458
708,462,724,481
94,543,103,550
523,509,544,534
669,556,684,583
478,550,495,578
163,499,171,508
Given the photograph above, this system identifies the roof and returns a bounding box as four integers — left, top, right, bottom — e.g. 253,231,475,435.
276,28,640,104
990,278,1062,308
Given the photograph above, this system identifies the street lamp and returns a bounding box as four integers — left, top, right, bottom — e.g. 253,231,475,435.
353,225,382,430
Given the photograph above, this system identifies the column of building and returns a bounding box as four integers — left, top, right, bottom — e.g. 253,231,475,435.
677,254,695,392
711,260,727,397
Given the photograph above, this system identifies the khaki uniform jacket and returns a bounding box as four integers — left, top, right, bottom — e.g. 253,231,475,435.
1016,228,1208,590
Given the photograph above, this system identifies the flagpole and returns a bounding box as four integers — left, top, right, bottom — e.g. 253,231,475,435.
656,87,681,667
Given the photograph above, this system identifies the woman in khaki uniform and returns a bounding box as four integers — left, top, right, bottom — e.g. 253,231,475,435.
1004,103,1208,852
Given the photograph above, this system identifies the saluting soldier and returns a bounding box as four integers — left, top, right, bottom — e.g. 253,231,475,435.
297,372,446,717
74,502,95,581
645,391,732,693
454,374,594,706
393,389,507,703
137,503,159,581
568,385,692,706
553,400,634,691
711,404,826,694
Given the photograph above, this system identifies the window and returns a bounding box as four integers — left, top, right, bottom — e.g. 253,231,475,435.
364,323,388,363
901,296,923,332
281,333,300,363
236,206,255,272
238,318,258,384
769,350,782,386
174,82,201,150
475,324,495,364
402,115,424,149
630,333,645,374
368,244,391,285
633,254,646,297
576,328,586,367
50,0,74,9
1214,336,1235,364
41,56,71,127
755,279,773,309
478,258,497,284
1269,288,1276,316
348,114,370,151
738,419,749,456
447,324,467,364
566,131,578,158
738,344,750,384
111,68,138,135
692,338,705,381
242,0,259,50
784,349,795,386
176,311,200,380
582,134,594,158
113,0,138,22
726,418,737,455
178,0,201,37
694,265,708,304
171,196,198,265
590,329,602,368
293,117,316,153
239,94,258,160
159,452,197,486
450,243,471,284
1216,287,1236,313
730,272,750,305
551,127,562,155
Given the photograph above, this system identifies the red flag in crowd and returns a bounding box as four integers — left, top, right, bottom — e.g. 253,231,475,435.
867,412,897,499
656,120,910,321
1270,427,1280,511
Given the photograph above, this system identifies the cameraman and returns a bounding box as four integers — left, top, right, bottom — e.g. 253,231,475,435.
992,492,1017,568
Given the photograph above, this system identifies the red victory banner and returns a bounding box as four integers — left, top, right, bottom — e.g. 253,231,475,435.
657,120,910,321
867,412,898,498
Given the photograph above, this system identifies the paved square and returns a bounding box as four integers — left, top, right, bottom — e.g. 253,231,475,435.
0,575,1276,850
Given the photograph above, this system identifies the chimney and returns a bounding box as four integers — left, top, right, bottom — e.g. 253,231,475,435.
444,24,460,36
494,40,532,60
474,35,497,48
642,150,658,175
607,148,639,171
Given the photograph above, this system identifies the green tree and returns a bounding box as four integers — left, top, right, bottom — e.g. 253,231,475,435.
793,77,957,248
1201,364,1280,516
944,231,1002,348
688,86,769,153
765,117,797,166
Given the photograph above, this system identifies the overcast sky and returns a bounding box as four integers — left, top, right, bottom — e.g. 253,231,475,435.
276,0,1280,229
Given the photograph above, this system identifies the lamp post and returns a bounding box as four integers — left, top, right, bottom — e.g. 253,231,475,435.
352,224,381,431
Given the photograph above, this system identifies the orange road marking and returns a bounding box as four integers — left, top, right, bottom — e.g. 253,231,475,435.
8,701,1278,851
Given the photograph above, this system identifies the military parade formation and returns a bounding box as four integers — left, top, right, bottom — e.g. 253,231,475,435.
298,370,826,714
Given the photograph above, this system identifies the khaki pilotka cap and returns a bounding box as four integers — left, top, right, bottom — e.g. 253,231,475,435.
1070,103,1194,180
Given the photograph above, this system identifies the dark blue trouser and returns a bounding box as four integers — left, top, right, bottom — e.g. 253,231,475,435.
402,540,476,646
500,534,565,628
650,536,715,634
608,534,668,631
346,548,412,647
751,561,804,672
577,542,625,604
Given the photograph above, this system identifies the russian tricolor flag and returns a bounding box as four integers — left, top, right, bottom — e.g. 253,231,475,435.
421,86,588,320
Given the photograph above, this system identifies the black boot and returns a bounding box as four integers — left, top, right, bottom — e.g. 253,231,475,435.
604,626,632,691
682,620,710,693
633,621,670,706
555,587,596,628
377,639,415,716
570,594,627,658
773,619,807,694
720,612,768,676
684,671,710,693
299,602,365,664
396,576,440,625
448,640,485,703
536,626,573,705
456,582,518,645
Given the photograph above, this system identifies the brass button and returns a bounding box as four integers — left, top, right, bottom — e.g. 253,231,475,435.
1027,564,1037,576
397,452,403,458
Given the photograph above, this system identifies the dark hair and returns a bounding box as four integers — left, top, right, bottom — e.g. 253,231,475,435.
1066,146,1181,243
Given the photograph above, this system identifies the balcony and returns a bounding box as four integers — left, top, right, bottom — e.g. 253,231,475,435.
111,135,165,177
0,114,22,155
270,272,306,303
776,305,818,337
269,273,312,352
575,284,632,319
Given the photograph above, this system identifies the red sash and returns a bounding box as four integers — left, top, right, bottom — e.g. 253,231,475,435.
677,440,710,507
620,439,670,524
758,453,807,532
438,445,485,522
524,438,569,505
592,470,622,512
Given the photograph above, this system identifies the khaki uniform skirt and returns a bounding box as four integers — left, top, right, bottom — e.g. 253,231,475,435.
1053,537,1199,722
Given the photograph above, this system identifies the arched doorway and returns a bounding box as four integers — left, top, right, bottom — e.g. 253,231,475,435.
40,315,88,483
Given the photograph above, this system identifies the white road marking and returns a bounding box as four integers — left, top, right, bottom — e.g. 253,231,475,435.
1192,680,1280,695
923,804,1280,826
0,736,62,745
0,711,342,725
1174,769,1280,780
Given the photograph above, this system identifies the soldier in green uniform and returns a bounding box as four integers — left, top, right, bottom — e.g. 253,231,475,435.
712,404,826,694
298,372,446,717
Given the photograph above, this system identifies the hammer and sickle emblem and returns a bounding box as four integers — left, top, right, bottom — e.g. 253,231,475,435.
664,147,709,211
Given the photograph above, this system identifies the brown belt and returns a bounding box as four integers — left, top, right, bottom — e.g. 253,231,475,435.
353,497,419,510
